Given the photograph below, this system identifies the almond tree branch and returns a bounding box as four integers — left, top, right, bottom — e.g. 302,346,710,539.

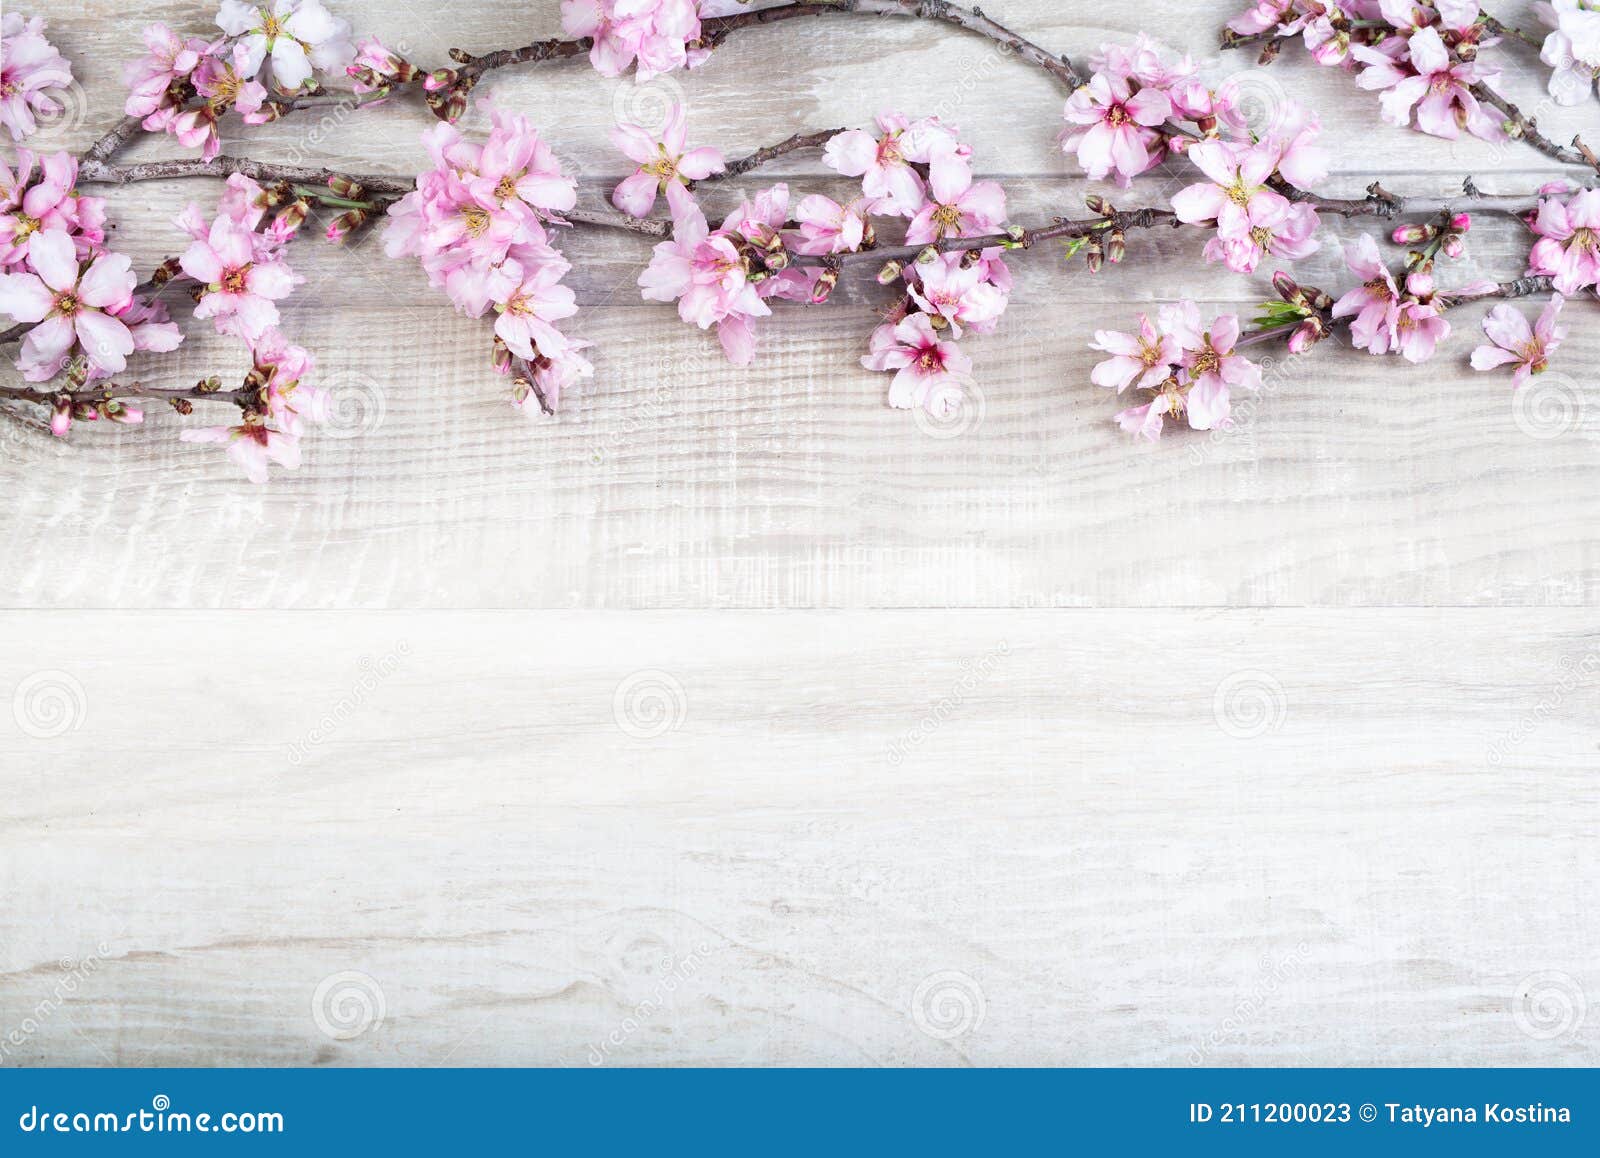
789,184,1543,268
448,0,1082,90
0,381,255,407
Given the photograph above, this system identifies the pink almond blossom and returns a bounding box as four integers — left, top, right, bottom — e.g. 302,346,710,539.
1392,271,1450,363
492,259,580,361
181,417,302,484
824,113,960,217
1471,295,1567,388
904,150,1006,244
0,12,74,143
0,230,137,382
1331,233,1403,355
1527,189,1600,294
181,215,300,339
907,254,1008,337
610,104,724,219
1355,26,1506,140
1060,72,1171,186
1171,140,1290,243
861,313,973,414
1090,313,1180,393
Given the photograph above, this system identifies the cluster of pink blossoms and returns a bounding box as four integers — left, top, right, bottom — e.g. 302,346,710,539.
176,174,328,482
1538,0,1600,105
560,0,746,81
1061,36,1330,274
0,151,182,429
1090,303,1263,440
1526,186,1600,294
1227,0,1516,142
124,0,357,159
384,110,590,413
626,111,1011,414
0,12,74,143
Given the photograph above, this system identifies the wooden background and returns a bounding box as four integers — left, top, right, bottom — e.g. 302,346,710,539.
1,0,1596,1066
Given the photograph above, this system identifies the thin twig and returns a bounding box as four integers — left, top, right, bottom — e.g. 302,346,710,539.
707,129,846,181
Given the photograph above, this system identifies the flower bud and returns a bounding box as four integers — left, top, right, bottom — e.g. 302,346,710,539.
1449,212,1471,232
272,198,310,237
1106,230,1126,265
151,256,183,286
327,175,365,200
810,268,838,304
49,398,71,438
1390,223,1434,244
1084,194,1113,216
1271,270,1304,304
71,401,99,421
169,398,194,416
424,68,457,93
876,261,903,285
916,246,939,265
325,209,370,244
1287,319,1324,354
492,336,513,377
1085,237,1103,274
1441,233,1465,259
100,400,143,425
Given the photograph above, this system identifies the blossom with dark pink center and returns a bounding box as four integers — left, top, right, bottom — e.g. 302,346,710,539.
181,215,300,339
0,12,74,143
861,313,974,414
1060,72,1171,186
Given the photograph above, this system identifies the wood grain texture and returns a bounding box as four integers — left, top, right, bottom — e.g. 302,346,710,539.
1,611,1596,1066
3,1,1598,607
2,0,1598,1071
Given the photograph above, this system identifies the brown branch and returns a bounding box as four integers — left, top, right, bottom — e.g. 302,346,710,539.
450,0,1081,90
789,185,1544,269
1469,83,1600,174
77,155,417,197
0,381,254,407
707,129,846,181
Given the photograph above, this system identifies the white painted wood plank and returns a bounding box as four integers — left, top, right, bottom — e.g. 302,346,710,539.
5,1,1597,608
1,611,1595,1066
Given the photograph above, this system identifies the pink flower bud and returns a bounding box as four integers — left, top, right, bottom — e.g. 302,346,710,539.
49,399,72,438
1448,212,1471,232
1391,223,1433,244
1288,320,1322,354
